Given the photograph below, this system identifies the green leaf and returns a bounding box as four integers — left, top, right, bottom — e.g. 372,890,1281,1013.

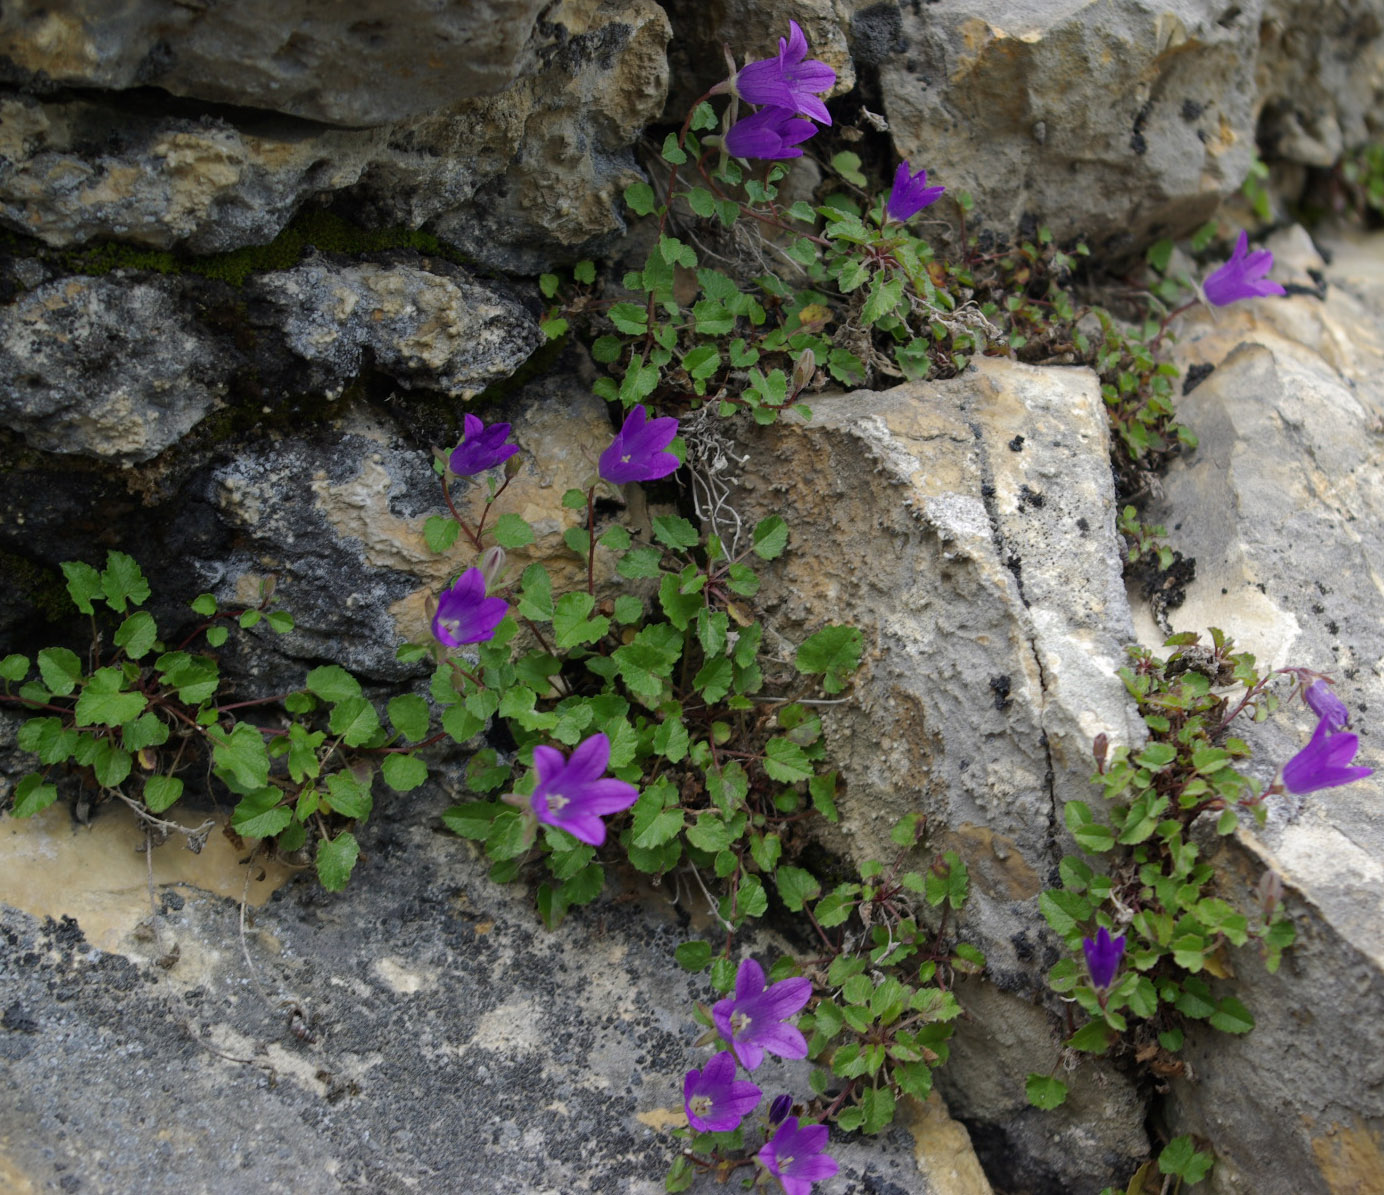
1158,1136,1214,1183
763,736,812,783
324,769,374,819
651,515,699,550
553,592,610,649
205,626,229,648
209,722,271,791
492,513,535,549
775,865,821,912
266,610,294,634
18,717,78,765
37,647,83,697
190,593,218,616
238,610,261,629
1025,1074,1069,1110
317,832,360,891
114,610,158,660
100,551,150,613
442,801,502,840
425,515,461,553
231,787,291,839
329,695,382,747
862,276,904,326
1039,889,1092,937
1209,996,1254,1034
382,753,429,792
386,693,430,742
518,563,554,621
675,941,712,971
617,546,663,580
1067,1020,1115,1053
573,259,597,285
143,774,183,813
61,560,102,614
74,667,147,727
608,301,648,335
11,773,58,817
795,625,862,693
306,664,362,703
0,653,28,682
860,1085,895,1134
624,181,657,216
752,516,789,560
122,711,169,752
831,150,866,186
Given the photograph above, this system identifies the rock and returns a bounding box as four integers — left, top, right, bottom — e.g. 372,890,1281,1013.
249,256,543,400
0,2,671,270
876,0,1260,251
1131,227,1384,1194
1258,0,1384,169
0,273,227,464
0,787,991,1194
0,93,385,253
0,0,553,127
195,378,625,684
723,358,1148,1185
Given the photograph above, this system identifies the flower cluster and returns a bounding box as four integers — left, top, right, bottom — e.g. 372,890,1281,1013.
721,21,835,160
680,959,835,1193
1281,680,1373,795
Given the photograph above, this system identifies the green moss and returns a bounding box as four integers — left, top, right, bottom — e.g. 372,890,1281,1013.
9,208,480,290
0,551,70,622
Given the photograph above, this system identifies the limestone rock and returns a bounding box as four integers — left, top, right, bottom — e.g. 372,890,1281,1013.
0,0,552,127
0,1,671,269
724,359,1148,1185
1133,227,1384,1194
0,786,989,1195
877,0,1260,250
249,256,543,399
0,94,385,253
0,273,226,464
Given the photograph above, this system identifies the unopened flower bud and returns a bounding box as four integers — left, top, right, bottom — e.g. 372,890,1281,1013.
1092,732,1108,773
791,348,815,395
480,546,507,590
768,1094,793,1125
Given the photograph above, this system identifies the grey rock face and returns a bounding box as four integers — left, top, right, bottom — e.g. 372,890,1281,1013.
0,273,226,464
877,0,1260,250
724,359,1148,1186
0,94,386,252
250,256,543,400
1136,228,1384,1194
0,2,671,269
0,0,552,126
0,786,980,1194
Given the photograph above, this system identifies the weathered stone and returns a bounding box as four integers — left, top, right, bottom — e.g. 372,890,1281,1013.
877,0,1260,250
0,93,385,253
0,0,552,127
0,2,670,269
1131,228,1384,1194
1258,0,1384,169
0,786,991,1195
249,256,542,400
196,381,624,684
0,273,226,464
723,359,1147,1185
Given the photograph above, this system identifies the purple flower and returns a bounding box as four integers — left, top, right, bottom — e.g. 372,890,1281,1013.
1082,926,1126,991
1202,231,1286,307
1281,716,1373,795
683,1052,763,1134
734,21,836,126
886,161,945,222
1305,680,1350,732
712,958,811,1071
598,404,679,484
530,732,638,846
757,1117,838,1195
724,107,818,161
431,568,508,647
448,413,518,477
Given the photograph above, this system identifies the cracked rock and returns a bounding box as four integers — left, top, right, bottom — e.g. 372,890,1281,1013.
725,358,1146,1188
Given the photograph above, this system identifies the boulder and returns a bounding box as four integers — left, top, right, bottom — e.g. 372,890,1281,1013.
724,358,1149,1186
0,273,228,464
1133,227,1384,1194
876,0,1261,251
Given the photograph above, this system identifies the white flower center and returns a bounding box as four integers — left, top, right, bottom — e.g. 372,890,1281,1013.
731,1011,751,1035
547,792,569,810
689,1095,712,1117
